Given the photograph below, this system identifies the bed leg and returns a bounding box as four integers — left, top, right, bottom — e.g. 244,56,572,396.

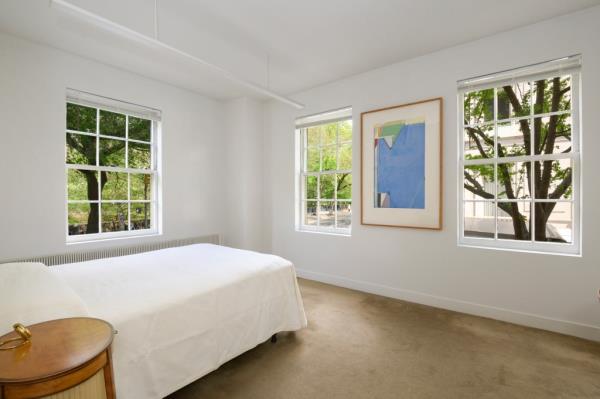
271,333,277,343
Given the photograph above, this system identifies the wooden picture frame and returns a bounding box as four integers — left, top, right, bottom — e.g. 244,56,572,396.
361,97,443,229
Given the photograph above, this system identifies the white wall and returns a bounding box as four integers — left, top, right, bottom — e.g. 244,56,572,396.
265,7,600,340
223,97,268,251
0,32,227,259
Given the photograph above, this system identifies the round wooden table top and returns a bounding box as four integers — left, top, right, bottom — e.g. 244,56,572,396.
0,317,114,384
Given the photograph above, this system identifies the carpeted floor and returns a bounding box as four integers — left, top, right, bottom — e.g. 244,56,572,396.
168,278,600,399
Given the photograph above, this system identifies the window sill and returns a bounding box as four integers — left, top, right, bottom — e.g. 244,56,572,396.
458,239,581,257
296,228,351,237
67,230,162,246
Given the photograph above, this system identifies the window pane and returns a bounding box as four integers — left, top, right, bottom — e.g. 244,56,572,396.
306,126,320,147
535,202,572,243
497,162,531,199
339,120,352,142
497,82,531,119
68,203,98,235
497,201,531,240
463,164,494,200
66,133,96,165
131,202,151,230
322,123,337,146
131,173,152,201
464,88,494,125
533,114,571,155
463,124,494,159
304,201,317,226
533,76,571,114
67,103,96,133
305,147,320,172
128,142,151,169
534,158,572,200
320,174,335,200
338,144,352,170
99,110,126,138
336,173,352,200
497,119,529,157
128,117,151,142
319,201,334,227
304,175,317,200
463,201,495,239
321,145,336,171
99,138,126,167
68,169,97,201
101,172,127,200
101,203,128,232
336,201,352,228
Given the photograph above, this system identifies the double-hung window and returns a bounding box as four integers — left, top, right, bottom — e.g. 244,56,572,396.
65,89,161,242
458,55,581,255
296,108,353,235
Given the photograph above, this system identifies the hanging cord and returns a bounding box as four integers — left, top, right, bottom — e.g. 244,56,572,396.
266,54,270,89
154,0,159,40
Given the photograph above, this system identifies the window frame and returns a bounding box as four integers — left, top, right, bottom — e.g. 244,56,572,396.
457,62,581,256
296,109,353,236
65,97,161,244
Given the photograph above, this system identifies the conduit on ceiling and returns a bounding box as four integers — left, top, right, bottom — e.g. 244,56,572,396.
50,0,305,109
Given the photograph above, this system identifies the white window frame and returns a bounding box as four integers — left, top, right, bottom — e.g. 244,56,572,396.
65,90,162,244
295,107,353,236
457,56,581,256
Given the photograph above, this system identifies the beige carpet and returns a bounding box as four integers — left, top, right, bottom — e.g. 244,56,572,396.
168,278,600,399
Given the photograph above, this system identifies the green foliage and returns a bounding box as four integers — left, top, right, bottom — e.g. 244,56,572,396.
101,172,127,200
303,120,353,204
100,110,126,137
320,174,335,199
67,103,96,132
464,88,494,124
128,142,151,169
67,169,97,200
129,117,151,142
131,174,152,200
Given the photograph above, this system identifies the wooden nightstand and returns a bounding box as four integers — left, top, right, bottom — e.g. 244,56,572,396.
0,317,115,399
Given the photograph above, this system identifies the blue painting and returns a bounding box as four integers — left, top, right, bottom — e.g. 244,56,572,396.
374,118,425,209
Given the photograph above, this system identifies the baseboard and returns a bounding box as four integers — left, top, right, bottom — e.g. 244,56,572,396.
296,268,600,342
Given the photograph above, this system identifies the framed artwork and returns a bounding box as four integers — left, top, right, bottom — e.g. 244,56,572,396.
361,97,443,229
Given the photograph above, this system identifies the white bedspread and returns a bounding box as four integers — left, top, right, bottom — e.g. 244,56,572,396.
52,244,307,399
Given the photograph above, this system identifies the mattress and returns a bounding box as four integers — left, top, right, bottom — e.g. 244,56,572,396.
52,244,307,399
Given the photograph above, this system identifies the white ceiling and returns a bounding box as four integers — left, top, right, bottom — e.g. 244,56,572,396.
1,0,599,101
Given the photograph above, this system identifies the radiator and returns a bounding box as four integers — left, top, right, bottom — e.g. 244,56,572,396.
1,234,221,266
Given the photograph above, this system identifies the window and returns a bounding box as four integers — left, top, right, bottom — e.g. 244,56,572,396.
65,90,161,242
296,108,352,235
458,56,581,255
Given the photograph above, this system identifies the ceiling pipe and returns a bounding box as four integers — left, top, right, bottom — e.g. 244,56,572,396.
50,0,305,109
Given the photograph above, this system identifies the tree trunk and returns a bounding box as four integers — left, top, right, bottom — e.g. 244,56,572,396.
509,202,529,240
81,170,107,234
82,171,99,234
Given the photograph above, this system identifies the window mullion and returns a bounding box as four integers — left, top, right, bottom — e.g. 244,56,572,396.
530,80,536,243
95,107,102,233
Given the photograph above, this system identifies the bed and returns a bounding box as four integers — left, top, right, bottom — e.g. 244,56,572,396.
0,244,307,399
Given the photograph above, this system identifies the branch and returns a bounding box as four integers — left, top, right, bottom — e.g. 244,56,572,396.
463,171,493,200
465,127,489,158
503,85,531,156
549,168,572,200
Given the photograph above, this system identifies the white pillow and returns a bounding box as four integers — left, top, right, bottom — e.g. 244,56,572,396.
0,262,89,335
